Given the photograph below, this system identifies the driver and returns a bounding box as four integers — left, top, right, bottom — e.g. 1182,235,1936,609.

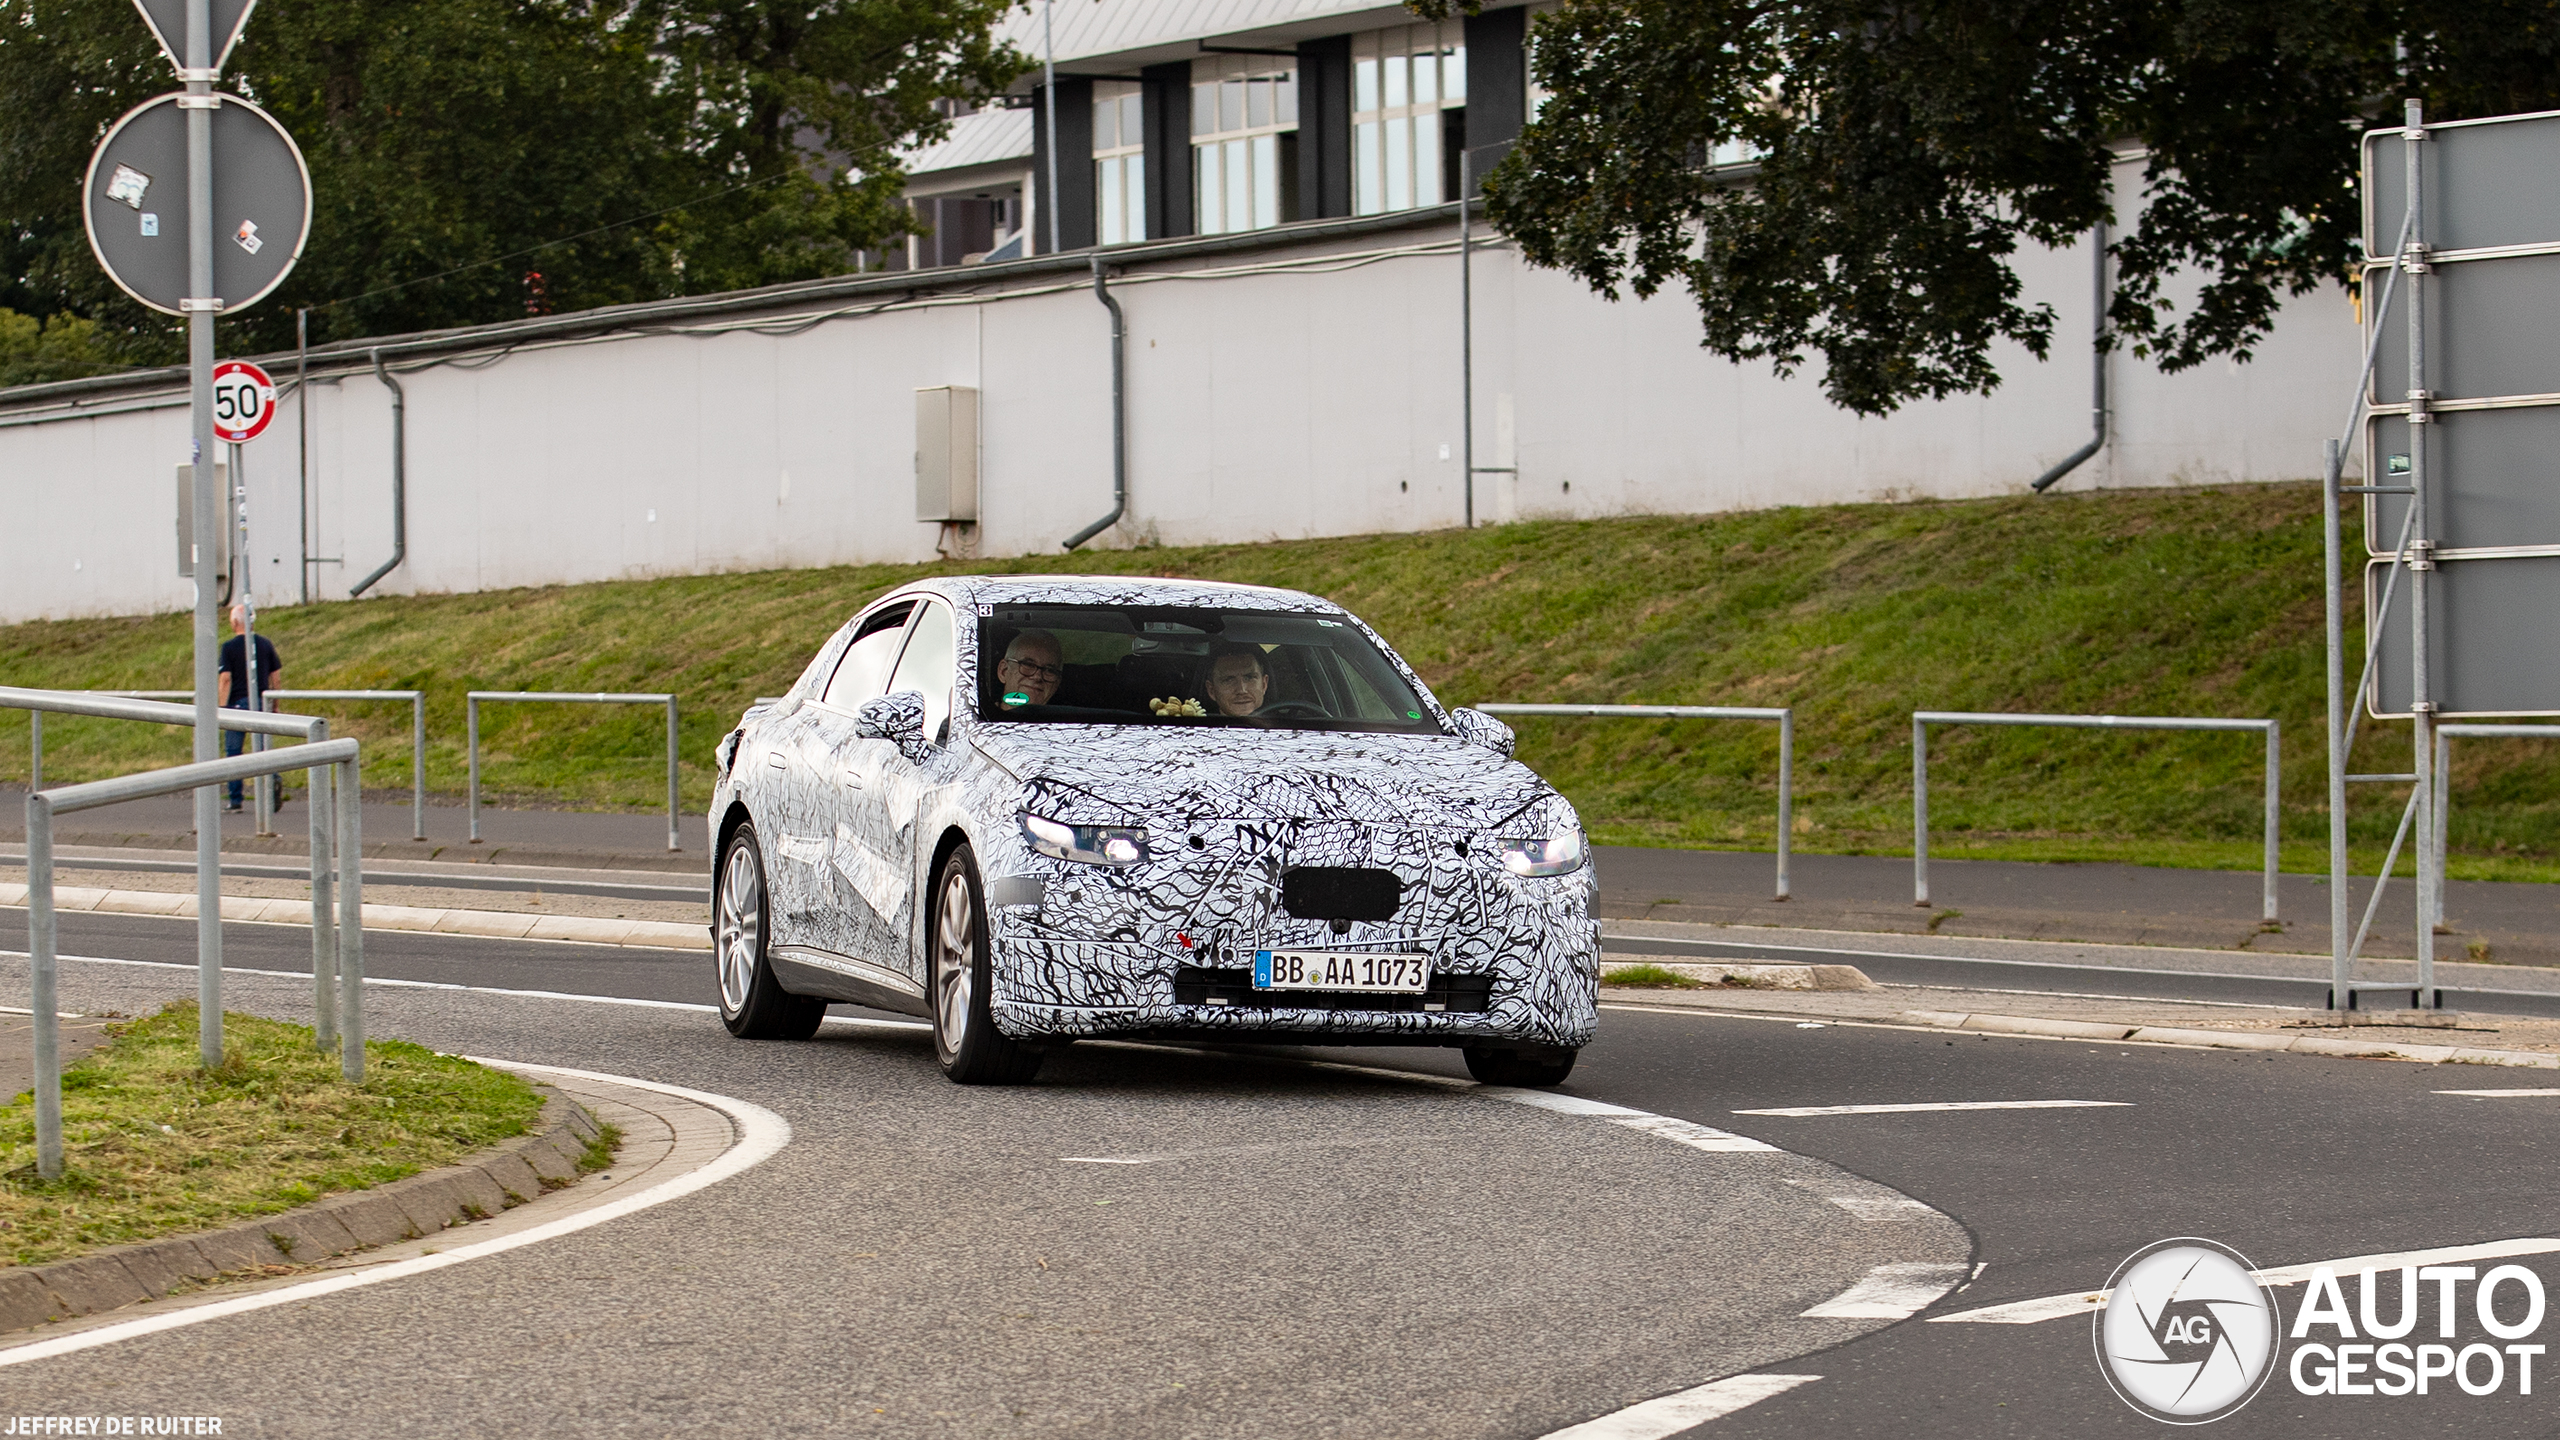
995,630,1064,708
1201,642,1271,718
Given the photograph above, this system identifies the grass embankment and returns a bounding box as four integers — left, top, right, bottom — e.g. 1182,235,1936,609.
1,484,2553,879
1,1004,545,1267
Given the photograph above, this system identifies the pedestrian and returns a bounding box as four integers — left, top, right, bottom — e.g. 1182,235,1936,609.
216,603,284,813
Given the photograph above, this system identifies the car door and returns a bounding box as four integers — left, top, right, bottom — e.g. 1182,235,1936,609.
793,601,915,960
839,597,957,984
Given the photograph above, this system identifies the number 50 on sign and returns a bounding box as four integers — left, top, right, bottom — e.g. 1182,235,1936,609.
211,359,276,443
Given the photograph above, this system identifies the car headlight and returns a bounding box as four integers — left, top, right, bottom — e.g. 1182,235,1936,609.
1021,813,1148,866
1498,826,1586,877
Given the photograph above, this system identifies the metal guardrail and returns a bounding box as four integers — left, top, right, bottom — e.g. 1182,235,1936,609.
2430,724,2560,928
2,686,366,1177
1476,704,1795,900
265,690,428,841
467,691,680,851
1913,712,2281,922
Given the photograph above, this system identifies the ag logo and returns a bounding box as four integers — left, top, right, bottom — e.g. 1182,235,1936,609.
2096,1238,2282,1424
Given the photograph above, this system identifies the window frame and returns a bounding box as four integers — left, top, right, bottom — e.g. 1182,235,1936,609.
1352,22,1466,217
1190,56,1298,236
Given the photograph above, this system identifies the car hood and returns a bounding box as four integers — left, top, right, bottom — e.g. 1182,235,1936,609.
968,724,1557,833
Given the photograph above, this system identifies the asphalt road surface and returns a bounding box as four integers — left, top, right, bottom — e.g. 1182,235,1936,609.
4,911,2555,1437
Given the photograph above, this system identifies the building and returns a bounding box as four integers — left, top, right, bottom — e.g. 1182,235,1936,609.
0,1,2357,625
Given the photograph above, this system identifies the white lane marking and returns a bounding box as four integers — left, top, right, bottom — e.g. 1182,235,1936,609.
1061,1157,1151,1164
1799,1261,1970,1319
2438,1088,2560,1097
1485,1087,1781,1152
1733,1100,2130,1118
4,948,930,1030
1825,1195,1934,1222
1535,1374,1821,1440
0,1062,790,1368
1932,1236,2560,1325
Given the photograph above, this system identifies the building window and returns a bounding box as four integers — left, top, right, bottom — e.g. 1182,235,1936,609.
1192,57,1297,235
1093,80,1146,246
1353,23,1465,215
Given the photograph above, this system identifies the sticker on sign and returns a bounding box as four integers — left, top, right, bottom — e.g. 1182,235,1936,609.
211,359,277,443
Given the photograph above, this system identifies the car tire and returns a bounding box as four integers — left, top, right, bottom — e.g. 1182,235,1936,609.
715,824,825,1041
930,844,1043,1085
1461,1044,1579,1087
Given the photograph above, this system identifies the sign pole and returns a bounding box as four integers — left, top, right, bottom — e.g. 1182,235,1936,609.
185,0,223,1066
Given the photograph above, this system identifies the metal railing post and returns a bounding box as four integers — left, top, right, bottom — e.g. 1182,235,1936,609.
413,692,426,843
1912,715,1930,907
2325,439,2351,1010
466,695,481,844
1775,710,1793,901
666,696,681,853
337,751,364,1082
306,720,336,1049
2263,718,2282,924
26,791,60,1179
26,711,38,791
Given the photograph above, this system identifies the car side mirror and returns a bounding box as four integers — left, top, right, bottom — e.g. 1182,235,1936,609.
856,690,933,762
1448,707,1516,759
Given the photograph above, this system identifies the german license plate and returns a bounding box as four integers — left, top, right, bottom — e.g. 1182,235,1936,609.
1253,950,1429,993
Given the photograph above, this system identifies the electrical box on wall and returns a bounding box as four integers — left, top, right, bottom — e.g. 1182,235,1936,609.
174,463,230,578
915,386,979,523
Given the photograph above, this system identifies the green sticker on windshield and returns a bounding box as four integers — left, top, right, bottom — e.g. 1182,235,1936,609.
1004,692,1030,707
1406,710,1421,719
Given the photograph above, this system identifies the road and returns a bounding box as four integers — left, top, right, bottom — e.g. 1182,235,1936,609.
3,910,2556,1436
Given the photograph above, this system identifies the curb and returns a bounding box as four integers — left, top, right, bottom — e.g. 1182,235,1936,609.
1900,1008,2560,1068
0,1086,607,1333
1600,960,1879,993
0,882,709,952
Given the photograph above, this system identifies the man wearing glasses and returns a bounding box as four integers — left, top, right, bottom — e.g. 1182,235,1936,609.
995,630,1064,709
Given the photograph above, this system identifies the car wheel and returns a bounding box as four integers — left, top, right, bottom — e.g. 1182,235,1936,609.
716,824,825,1041
1461,1044,1579,1087
930,845,1043,1085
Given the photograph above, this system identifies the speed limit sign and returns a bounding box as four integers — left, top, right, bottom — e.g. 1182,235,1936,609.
211,359,277,443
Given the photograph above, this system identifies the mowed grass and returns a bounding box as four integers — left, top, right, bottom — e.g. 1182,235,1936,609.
0,1004,544,1267
1,483,2553,879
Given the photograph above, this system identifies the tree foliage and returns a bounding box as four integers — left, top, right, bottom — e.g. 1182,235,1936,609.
0,0,1025,375
1413,1,2560,415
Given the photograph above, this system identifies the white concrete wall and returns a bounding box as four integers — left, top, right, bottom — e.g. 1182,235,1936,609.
0,206,2361,625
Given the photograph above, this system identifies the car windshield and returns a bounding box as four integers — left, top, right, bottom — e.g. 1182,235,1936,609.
977,604,1440,734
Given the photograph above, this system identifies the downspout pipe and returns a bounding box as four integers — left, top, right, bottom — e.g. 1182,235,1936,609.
352,350,406,596
1064,255,1126,550
2032,218,2109,493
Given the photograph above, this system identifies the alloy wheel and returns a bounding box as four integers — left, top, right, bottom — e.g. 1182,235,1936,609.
718,839,761,1014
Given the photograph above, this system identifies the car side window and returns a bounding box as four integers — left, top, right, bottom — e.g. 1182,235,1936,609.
823,602,916,711
885,600,956,741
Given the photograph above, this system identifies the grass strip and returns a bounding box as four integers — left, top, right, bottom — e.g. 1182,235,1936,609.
4,484,2554,879
1599,964,1708,989
0,1003,543,1268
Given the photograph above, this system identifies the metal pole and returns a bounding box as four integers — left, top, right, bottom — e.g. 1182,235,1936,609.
666,696,680,853
26,712,37,791
186,0,223,1070
1774,708,1793,901
2404,98,2435,1007
412,692,426,842
1461,147,1474,530
466,695,480,844
1912,715,1930,906
239,483,269,837
296,308,309,607
337,752,363,1081
2433,726,2452,930
307,732,335,1049
1042,0,1060,258
26,793,60,1179
2262,719,2281,924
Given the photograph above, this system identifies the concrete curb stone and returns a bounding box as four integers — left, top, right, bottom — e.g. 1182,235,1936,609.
0,1086,604,1334
1900,1008,2560,1067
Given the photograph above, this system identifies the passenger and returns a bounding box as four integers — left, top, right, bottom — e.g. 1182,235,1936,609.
1201,641,1271,718
995,630,1064,709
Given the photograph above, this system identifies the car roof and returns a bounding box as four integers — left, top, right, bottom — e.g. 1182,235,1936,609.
896,574,1342,613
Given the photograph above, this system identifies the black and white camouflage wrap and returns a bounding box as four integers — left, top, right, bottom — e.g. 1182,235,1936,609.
711,576,1600,1051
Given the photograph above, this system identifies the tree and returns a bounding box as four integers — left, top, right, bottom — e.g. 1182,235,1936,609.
0,0,1025,373
1413,1,2560,416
